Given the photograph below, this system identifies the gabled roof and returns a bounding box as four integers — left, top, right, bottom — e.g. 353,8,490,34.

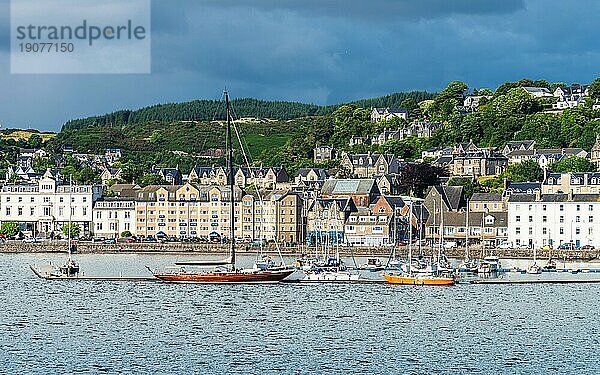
295,168,328,180
432,185,465,211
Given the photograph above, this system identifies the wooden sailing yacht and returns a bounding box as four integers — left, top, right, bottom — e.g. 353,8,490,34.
150,91,294,283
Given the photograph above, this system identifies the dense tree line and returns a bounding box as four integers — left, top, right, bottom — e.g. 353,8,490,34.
61,91,436,131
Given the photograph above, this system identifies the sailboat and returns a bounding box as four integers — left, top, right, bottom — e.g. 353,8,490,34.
527,244,542,274
149,91,294,283
31,176,80,279
300,207,360,282
383,199,455,286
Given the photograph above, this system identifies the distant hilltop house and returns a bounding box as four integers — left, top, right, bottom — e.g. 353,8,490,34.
463,95,492,111
16,148,47,168
522,86,553,98
188,166,228,185
104,148,122,164
421,146,453,161
341,152,401,179
234,166,289,189
502,140,536,156
431,140,508,178
371,107,408,123
349,136,370,147
591,135,600,168
294,168,328,190
502,140,588,166
371,122,440,146
151,167,183,185
552,84,589,110
313,146,337,164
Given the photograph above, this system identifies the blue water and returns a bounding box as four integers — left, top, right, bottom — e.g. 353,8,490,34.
1,253,600,374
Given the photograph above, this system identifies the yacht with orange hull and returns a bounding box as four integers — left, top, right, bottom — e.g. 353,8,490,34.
148,91,293,284
383,273,455,286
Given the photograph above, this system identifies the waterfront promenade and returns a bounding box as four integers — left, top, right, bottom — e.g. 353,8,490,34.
2,241,599,261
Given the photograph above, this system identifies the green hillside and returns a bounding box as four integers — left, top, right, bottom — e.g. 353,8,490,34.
61,91,436,131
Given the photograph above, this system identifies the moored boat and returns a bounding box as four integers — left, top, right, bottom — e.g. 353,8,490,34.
383,273,455,286
149,91,293,284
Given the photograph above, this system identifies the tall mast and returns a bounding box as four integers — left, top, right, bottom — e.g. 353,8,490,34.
68,175,72,262
465,198,470,262
408,200,413,274
225,90,236,269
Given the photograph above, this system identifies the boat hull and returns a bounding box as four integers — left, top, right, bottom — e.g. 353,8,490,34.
383,274,455,286
152,269,294,283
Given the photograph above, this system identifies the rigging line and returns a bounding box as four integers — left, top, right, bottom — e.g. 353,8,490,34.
230,105,286,266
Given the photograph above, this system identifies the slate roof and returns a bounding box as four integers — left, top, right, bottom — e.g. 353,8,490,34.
432,185,465,211
471,193,502,202
321,179,378,195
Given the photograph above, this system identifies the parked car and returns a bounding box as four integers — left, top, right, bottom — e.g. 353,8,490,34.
581,244,595,251
22,237,39,243
558,242,576,250
497,242,511,249
443,241,457,249
103,238,116,244
541,244,553,251
92,237,106,243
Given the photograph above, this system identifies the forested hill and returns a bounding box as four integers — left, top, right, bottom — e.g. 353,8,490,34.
61,91,435,131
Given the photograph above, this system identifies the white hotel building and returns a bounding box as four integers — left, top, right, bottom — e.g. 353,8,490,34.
92,198,136,238
507,192,600,249
0,177,103,237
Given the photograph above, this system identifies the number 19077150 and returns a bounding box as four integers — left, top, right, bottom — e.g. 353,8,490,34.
19,43,74,53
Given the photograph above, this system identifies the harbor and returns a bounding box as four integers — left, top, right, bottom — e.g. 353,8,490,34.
4,251,600,374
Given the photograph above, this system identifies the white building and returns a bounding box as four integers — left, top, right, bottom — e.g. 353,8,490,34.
92,198,135,238
507,192,600,249
0,177,103,237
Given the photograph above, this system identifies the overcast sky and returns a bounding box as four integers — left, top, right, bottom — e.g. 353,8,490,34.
1,0,600,131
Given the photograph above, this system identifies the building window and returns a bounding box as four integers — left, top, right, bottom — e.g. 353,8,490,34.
576,227,581,235
560,205,564,211
17,207,23,216
589,216,594,223
542,205,547,211
30,207,34,215
516,227,521,235
560,227,564,235
576,216,580,223
542,228,547,235
576,205,581,211
560,216,564,223
516,216,521,222
542,216,547,222
589,205,594,211
528,227,533,235
528,216,533,223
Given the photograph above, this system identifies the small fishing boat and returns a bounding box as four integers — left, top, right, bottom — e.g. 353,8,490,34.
31,177,81,280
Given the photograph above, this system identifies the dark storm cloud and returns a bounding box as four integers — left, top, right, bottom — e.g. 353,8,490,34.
1,0,600,130
199,0,525,20
0,0,8,51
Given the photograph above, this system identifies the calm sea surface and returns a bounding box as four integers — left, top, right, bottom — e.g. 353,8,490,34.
1,253,600,374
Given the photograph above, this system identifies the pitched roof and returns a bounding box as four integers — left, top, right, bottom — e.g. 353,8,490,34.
432,185,465,210
321,179,378,195
470,193,502,202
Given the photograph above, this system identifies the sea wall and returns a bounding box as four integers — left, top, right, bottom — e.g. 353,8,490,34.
1,242,598,261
